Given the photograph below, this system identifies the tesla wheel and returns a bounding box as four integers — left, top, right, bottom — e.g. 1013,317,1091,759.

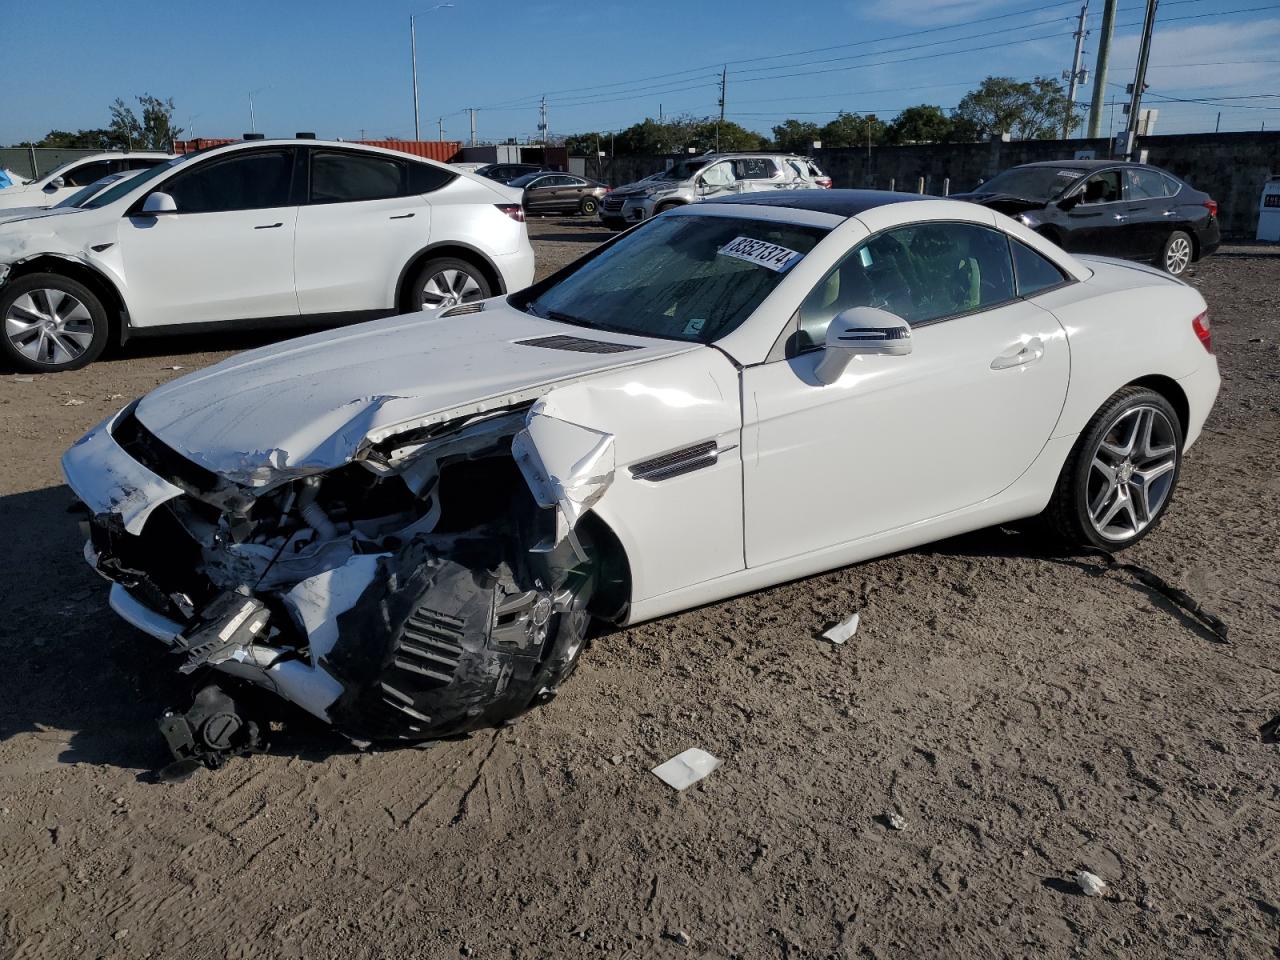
409,258,491,311
580,197,599,216
1161,230,1194,276
1045,386,1183,551
0,272,109,372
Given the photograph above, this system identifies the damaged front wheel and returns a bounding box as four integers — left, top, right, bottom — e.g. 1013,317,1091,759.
323,526,596,742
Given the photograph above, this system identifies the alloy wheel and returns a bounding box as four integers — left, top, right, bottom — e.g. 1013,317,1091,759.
1086,404,1179,542
4,288,95,365
1165,235,1192,275
421,269,483,310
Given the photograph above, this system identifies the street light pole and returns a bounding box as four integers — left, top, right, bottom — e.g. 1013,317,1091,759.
410,4,454,142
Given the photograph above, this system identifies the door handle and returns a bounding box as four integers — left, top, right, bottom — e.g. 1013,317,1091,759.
389,212,416,219
1162,210,1177,216
1112,214,1126,221
255,222,283,229
990,337,1045,370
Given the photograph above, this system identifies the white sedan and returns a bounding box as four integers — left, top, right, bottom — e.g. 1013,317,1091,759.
62,191,1218,758
0,139,533,372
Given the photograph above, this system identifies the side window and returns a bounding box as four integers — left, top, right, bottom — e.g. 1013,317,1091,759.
701,162,735,187
734,158,777,180
161,150,294,213
1010,240,1068,297
1078,170,1121,204
796,222,1017,350
1160,173,1182,198
117,157,165,173
407,161,455,194
1127,168,1172,201
62,160,112,187
311,151,405,203
787,160,806,179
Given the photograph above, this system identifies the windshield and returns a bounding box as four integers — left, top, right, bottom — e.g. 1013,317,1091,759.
978,166,1085,201
54,173,129,208
81,154,193,209
523,214,828,344
655,160,706,182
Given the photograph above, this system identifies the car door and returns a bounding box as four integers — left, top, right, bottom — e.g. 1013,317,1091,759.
695,161,737,200
1123,167,1186,261
1061,169,1131,256
559,176,589,211
117,147,300,329
741,221,1070,567
522,175,555,213
733,157,782,192
294,148,431,314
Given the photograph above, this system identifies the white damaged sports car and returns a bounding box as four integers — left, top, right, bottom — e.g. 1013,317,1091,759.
63,190,1219,756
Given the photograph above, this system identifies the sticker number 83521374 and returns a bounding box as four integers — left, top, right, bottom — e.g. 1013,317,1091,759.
717,236,804,272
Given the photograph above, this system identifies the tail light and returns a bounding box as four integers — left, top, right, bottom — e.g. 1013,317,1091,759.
1192,311,1212,353
495,203,525,222
1203,198,1218,218
819,178,833,189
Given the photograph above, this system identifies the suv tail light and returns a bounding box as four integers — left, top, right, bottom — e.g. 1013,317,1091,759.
495,203,525,222
1192,311,1212,353
1203,198,1218,218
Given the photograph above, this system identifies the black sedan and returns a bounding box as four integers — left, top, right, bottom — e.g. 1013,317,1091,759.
509,172,610,216
954,160,1220,276
474,162,550,184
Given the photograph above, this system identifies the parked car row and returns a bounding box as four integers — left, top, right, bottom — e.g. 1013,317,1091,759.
0,151,173,209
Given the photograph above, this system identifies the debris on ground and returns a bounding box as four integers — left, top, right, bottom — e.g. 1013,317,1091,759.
652,748,720,791
672,930,691,947
821,612,860,644
1260,715,1280,744
11,376,34,383
164,365,184,371
1076,870,1108,897
886,812,907,831
61,398,84,406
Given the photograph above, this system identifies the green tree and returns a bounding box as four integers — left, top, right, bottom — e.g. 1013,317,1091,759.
771,119,822,153
886,105,954,144
819,112,887,148
109,94,184,150
18,128,124,149
953,77,1068,140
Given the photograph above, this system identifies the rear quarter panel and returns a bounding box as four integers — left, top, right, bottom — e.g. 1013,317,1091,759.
1032,257,1215,442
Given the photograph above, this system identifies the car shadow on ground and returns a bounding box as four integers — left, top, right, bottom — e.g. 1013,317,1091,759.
0,484,363,778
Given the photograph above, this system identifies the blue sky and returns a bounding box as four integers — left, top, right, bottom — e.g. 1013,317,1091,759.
4,0,1277,145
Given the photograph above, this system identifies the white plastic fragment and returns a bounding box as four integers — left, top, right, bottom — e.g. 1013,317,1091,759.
822,612,860,644
886,811,907,830
62,398,85,406
1076,870,1108,897
652,748,721,791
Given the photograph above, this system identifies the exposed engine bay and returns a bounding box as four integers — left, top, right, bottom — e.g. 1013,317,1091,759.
72,399,623,767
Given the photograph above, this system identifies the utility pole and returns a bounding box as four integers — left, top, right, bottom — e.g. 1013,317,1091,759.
1121,0,1158,160
1063,1,1089,139
410,15,420,141
469,108,477,146
717,66,727,153
437,117,445,141
1215,112,1221,133
538,95,548,147
1087,0,1118,139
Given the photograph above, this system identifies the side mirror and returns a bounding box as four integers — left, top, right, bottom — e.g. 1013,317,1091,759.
141,192,178,214
814,307,912,385
1057,193,1081,211
43,177,65,193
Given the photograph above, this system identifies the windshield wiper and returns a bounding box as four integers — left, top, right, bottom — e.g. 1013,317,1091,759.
545,309,595,329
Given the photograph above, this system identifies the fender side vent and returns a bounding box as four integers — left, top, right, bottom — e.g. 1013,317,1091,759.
516,335,641,354
395,607,466,687
630,440,724,482
441,302,484,317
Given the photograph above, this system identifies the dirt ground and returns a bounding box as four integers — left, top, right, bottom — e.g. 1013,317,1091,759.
1,222,1278,960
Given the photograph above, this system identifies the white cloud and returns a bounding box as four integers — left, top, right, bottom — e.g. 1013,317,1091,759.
1107,18,1280,93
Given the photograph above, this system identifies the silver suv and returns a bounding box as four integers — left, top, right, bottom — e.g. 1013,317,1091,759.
599,153,827,229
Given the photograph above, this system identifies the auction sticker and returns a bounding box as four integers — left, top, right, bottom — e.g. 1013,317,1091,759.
718,236,804,272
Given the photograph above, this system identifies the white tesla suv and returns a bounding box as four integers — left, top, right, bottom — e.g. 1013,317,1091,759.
0,140,535,371
0,151,172,210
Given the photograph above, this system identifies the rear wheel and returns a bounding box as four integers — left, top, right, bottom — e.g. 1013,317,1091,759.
1161,230,1194,276
1044,387,1183,551
579,196,599,215
0,272,109,372
408,257,491,311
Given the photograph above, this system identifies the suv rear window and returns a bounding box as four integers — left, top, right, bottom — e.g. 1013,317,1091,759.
734,158,778,180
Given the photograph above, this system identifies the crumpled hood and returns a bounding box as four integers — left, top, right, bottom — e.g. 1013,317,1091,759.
0,205,85,229
134,302,698,486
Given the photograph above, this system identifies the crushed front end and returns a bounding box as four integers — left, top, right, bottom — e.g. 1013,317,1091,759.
63,399,614,752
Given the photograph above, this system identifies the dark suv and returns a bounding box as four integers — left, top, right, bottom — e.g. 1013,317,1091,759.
954,160,1219,276
475,163,551,185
